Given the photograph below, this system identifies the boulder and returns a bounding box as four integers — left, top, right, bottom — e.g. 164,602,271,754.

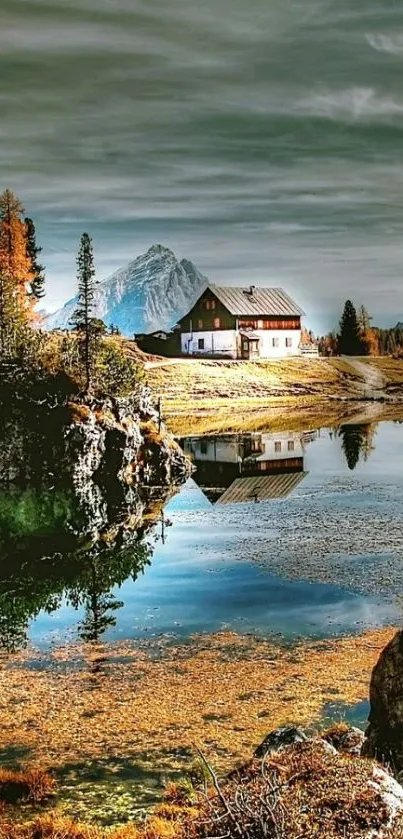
215,735,403,839
362,630,403,771
324,724,365,756
254,725,308,758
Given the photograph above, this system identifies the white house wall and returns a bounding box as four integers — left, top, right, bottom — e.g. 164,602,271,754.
255,329,301,358
257,432,304,461
181,329,301,358
183,438,241,463
181,330,237,357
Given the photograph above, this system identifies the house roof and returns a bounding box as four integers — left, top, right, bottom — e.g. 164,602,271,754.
239,330,261,340
209,285,305,317
215,472,308,505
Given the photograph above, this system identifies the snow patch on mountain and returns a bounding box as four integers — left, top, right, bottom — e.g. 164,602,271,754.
45,245,209,335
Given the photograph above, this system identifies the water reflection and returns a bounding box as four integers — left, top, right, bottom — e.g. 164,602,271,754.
1,420,402,653
0,484,173,652
338,424,376,471
181,431,311,503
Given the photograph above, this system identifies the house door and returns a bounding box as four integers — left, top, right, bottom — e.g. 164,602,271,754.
241,339,250,359
249,340,259,359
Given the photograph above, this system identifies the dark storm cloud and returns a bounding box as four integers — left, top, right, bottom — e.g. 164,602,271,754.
2,0,403,327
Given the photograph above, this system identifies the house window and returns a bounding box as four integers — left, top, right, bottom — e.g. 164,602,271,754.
213,317,220,329
205,300,210,310
198,319,203,329
272,337,279,348
198,338,205,350
211,300,216,310
275,441,282,453
200,441,208,454
257,320,263,329
285,337,292,348
288,440,295,452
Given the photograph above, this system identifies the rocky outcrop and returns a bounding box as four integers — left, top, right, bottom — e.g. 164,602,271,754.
362,630,403,773
65,387,190,492
0,383,191,548
0,384,191,491
241,726,403,839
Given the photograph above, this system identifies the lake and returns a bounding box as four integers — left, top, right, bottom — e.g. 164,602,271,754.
1,418,403,824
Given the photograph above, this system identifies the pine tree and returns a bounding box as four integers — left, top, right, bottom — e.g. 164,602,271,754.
25,217,45,301
337,300,363,355
339,424,367,470
70,233,100,392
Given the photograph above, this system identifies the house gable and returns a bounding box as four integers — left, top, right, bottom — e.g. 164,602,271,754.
178,288,236,332
178,285,303,333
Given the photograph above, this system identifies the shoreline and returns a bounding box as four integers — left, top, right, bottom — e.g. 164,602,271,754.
1,626,396,822
141,354,403,435
163,398,403,436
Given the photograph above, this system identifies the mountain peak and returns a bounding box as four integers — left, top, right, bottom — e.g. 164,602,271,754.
45,245,209,336
145,243,176,258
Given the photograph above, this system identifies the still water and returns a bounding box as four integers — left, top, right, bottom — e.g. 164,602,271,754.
17,420,403,649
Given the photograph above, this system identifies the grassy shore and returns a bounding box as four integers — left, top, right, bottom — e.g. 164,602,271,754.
141,354,403,435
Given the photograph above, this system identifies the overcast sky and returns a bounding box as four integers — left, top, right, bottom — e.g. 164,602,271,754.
2,0,403,331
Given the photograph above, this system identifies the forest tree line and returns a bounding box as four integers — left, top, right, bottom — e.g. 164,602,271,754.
0,189,142,395
316,299,403,357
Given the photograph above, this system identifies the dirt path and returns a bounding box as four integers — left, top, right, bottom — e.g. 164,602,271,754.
341,357,388,397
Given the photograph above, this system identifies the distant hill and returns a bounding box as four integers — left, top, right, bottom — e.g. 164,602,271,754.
45,244,208,336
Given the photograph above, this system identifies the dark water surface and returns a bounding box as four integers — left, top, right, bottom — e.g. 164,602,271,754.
22,421,403,648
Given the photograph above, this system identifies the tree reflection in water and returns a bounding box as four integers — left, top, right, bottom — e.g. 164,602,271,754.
0,484,176,653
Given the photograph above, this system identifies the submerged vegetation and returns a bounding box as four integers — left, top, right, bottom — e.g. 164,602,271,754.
3,734,403,838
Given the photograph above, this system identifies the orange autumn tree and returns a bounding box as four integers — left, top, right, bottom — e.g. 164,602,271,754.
357,305,380,356
0,189,40,357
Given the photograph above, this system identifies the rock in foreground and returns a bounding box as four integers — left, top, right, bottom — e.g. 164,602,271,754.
363,630,403,774
192,727,403,839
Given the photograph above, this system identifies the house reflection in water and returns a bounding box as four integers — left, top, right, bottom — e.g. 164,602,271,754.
181,431,311,504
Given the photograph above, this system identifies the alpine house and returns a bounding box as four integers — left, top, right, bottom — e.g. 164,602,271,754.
178,284,305,359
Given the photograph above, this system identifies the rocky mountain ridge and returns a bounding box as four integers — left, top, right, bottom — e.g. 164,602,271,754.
45,244,209,336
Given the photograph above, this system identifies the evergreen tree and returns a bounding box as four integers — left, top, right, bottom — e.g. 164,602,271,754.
338,424,371,470
70,233,100,392
337,300,363,355
25,217,45,301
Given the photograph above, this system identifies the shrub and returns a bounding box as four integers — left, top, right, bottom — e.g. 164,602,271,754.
0,768,56,804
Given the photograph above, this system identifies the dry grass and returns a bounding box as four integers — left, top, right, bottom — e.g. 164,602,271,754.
167,399,403,436
0,768,56,804
140,420,164,446
145,356,403,419
0,627,395,784
191,741,394,839
0,815,104,838
3,741,403,838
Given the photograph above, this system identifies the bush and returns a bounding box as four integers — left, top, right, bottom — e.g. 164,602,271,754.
96,339,145,395
0,768,56,804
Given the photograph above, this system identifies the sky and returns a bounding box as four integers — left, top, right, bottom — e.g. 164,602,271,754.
2,0,403,331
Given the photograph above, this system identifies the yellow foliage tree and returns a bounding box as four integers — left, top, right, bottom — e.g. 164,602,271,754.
0,189,37,356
